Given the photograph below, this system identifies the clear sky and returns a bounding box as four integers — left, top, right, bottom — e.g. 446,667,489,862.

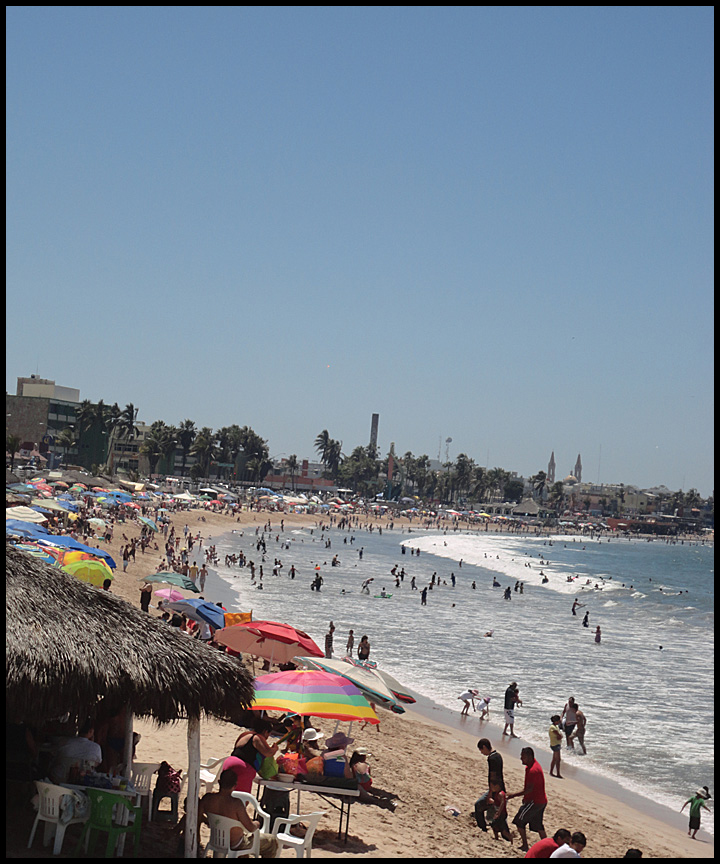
6,7,714,495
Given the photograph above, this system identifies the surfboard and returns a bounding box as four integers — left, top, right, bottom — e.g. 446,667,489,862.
374,594,393,599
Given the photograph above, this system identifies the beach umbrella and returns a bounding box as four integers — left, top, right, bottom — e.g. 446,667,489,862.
6,506,49,524
165,599,227,630
88,517,106,529
214,620,324,665
141,572,200,592
63,558,114,587
298,657,405,714
138,516,159,532
154,588,187,602
36,536,117,569
365,666,417,704
252,669,379,724
11,542,63,567
5,519,49,539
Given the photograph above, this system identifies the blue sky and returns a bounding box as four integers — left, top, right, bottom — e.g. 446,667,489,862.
6,7,714,494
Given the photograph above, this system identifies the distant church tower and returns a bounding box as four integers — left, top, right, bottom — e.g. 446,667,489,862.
548,452,556,484
574,454,582,484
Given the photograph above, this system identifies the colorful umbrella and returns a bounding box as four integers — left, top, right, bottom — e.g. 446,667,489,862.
12,542,62,566
252,669,379,724
63,558,114,587
138,516,158,532
298,657,405,714
141,572,200,592
154,588,186,602
214,620,324,664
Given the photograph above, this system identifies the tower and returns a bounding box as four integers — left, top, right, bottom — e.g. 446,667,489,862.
369,414,379,452
548,451,556,484
574,454,582,484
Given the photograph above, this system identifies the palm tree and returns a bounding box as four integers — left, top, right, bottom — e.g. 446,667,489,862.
473,466,491,504
454,454,474,502
287,454,299,491
160,425,178,474
55,426,77,464
177,420,196,477
315,430,331,474
191,427,216,478
74,399,95,442
140,422,167,476
6,433,21,471
548,481,565,514
325,439,343,481
531,470,547,501
117,403,140,442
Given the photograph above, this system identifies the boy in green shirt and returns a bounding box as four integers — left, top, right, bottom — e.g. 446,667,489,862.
680,787,711,839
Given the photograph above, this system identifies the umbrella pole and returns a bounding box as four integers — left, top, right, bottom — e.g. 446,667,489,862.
332,720,341,735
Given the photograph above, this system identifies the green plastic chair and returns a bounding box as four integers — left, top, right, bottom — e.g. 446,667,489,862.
74,788,142,857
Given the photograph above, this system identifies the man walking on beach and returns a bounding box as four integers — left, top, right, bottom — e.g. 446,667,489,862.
474,738,505,832
325,622,335,658
503,682,521,738
198,563,208,593
507,747,548,853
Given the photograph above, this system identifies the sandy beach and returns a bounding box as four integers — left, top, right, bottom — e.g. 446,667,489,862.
46,504,708,859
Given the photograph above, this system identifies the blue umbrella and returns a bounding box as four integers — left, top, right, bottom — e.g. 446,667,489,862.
165,599,226,630
5,520,49,538
138,516,158,532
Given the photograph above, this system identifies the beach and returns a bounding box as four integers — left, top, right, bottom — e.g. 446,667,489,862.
77,505,712,858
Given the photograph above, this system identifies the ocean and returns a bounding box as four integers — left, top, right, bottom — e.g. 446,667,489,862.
203,520,714,833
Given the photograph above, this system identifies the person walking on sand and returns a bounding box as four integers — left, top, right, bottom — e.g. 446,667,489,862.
198,563,207,593
474,738,505,832
503,682,522,738
680,787,712,839
549,715,564,778
507,747,548,853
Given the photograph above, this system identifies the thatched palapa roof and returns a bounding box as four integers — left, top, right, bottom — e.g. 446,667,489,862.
6,544,255,724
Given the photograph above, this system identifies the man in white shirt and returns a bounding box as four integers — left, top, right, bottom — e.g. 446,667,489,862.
550,831,587,858
50,719,103,783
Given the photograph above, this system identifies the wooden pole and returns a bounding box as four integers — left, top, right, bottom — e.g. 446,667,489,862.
122,710,134,774
185,717,201,858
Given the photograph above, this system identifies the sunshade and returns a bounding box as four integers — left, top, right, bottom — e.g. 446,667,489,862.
63,558,114,587
36,536,117,569
214,620,324,664
252,669,379,724
154,588,187,602
165,599,227,630
31,498,70,513
11,542,62,567
88,518,106,528
298,657,405,713
141,572,200,592
6,506,49,524
5,519,49,538
138,516,158,532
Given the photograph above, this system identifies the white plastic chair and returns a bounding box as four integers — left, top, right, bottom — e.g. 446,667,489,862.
231,792,272,835
27,781,88,855
205,813,259,858
129,761,160,821
272,811,326,858
199,756,226,795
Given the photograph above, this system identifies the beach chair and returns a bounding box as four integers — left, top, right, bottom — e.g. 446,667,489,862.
204,813,259,858
199,756,226,796
129,761,160,821
27,781,88,855
272,811,326,858
74,787,142,857
231,791,272,834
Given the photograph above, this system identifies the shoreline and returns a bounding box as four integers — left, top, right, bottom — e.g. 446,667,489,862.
57,506,713,857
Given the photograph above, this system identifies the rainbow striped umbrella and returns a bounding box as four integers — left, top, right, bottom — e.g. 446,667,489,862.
252,669,379,724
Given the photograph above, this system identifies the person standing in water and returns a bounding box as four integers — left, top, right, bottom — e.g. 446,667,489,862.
594,626,601,644
582,611,590,628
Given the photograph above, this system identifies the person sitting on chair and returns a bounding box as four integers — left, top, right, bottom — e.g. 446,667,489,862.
198,768,278,858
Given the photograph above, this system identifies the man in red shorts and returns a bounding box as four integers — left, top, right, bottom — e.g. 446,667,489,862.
508,747,548,852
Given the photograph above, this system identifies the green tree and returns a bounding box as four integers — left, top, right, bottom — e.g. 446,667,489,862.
286,454,299,491
55,426,77,464
325,439,343,481
191,427,216,478
548,481,565,513
315,430,331,475
454,454,475,501
531,470,547,500
177,419,196,477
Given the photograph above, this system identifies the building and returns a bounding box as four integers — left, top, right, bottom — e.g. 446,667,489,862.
547,451,556,484
7,376,81,469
